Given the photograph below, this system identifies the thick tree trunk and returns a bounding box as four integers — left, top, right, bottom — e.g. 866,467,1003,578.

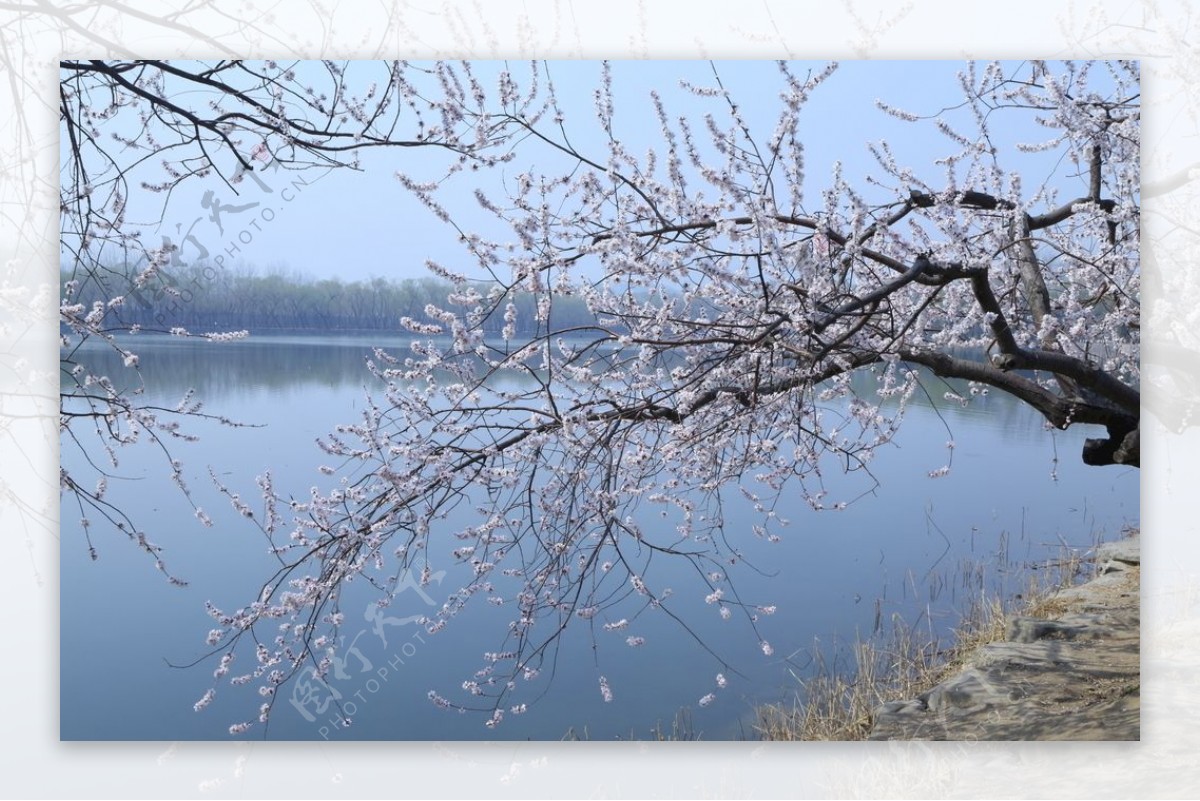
1083,423,1140,467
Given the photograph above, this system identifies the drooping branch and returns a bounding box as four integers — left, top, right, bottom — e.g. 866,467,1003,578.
59,59,1141,737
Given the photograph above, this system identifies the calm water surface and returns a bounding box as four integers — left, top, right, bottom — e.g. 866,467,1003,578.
60,334,1139,740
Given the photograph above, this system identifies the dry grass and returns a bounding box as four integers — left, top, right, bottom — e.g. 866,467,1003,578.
754,542,1098,741
563,707,702,741
558,533,1125,742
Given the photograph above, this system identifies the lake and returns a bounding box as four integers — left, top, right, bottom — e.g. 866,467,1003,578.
59,333,1139,740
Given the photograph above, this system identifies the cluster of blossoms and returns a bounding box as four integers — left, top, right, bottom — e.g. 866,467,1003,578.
63,59,1138,735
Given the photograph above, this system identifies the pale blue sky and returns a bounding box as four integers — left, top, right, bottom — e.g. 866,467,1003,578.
92,60,1097,284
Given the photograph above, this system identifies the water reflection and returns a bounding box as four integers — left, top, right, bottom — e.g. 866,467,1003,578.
59,334,1139,740
63,333,1046,437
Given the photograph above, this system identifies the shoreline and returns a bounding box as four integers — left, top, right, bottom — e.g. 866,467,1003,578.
755,530,1140,741
868,533,1140,740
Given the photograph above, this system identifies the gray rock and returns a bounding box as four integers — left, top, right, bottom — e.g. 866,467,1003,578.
868,536,1140,741
1097,536,1140,573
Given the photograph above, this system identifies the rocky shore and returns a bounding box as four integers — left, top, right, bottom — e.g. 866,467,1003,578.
869,534,1141,740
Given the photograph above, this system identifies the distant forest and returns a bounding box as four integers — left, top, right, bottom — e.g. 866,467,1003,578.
60,261,598,336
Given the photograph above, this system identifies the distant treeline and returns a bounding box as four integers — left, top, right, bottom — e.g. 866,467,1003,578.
61,262,598,335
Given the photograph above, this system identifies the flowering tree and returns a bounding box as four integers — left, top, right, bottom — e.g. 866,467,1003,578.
60,60,1139,734
59,59,522,570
